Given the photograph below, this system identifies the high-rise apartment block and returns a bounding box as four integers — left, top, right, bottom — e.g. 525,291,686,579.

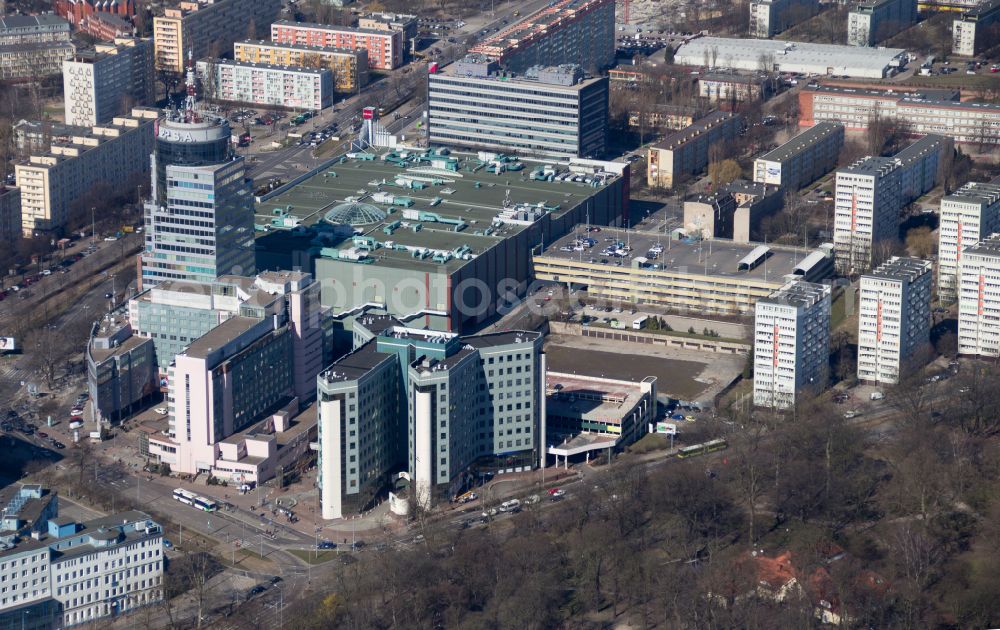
646,111,743,189
958,234,1000,357
468,0,615,73
270,20,403,70
197,59,334,111
753,281,831,410
938,178,1000,304
753,122,844,191
427,55,609,159
15,107,158,236
233,39,368,93
318,315,543,518
857,257,932,384
833,135,948,274
153,0,281,73
749,0,818,38
0,506,163,630
952,0,1000,57
63,37,154,127
0,187,20,244
848,0,916,46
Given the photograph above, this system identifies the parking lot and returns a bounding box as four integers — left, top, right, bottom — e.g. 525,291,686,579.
544,340,734,402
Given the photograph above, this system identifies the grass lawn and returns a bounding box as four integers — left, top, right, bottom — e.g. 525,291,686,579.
831,289,847,330
628,433,671,455
288,548,339,564
904,74,1000,91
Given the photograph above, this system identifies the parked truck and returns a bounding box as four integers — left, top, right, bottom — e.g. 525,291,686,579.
633,315,650,330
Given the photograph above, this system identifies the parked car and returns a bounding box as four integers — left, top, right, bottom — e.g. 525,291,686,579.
317,541,336,549
247,585,266,598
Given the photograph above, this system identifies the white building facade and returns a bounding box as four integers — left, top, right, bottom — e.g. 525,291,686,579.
197,59,334,111
937,179,1000,304
857,257,932,384
753,281,831,410
0,511,163,629
958,235,1000,357
833,157,901,275
63,38,154,127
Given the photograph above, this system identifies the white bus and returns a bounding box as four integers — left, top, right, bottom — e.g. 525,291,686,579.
172,488,197,506
192,496,218,512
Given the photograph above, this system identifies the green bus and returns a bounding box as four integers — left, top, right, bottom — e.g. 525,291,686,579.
676,438,728,459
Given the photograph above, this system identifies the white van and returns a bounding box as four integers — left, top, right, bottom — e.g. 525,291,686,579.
499,499,521,513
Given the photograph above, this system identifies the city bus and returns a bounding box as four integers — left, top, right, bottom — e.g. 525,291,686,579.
676,438,728,459
192,496,218,512
173,488,197,505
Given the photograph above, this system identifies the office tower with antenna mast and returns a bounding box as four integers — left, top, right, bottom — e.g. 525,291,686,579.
140,51,255,289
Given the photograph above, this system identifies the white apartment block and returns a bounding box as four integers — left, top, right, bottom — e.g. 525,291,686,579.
848,0,916,47
197,59,333,111
14,107,158,236
749,0,818,38
834,157,901,275
64,38,154,127
753,122,844,191
753,281,831,410
857,257,932,385
0,511,163,629
937,178,1000,304
952,0,1000,57
958,234,1000,357
833,135,947,274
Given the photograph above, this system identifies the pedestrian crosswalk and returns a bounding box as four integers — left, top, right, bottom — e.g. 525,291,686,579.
0,364,23,381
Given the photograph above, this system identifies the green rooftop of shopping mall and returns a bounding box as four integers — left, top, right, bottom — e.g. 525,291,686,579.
255,148,629,274
253,148,629,332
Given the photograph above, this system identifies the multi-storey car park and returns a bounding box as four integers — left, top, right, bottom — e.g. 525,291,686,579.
467,0,615,73
254,150,630,333
937,177,1000,304
533,229,835,315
